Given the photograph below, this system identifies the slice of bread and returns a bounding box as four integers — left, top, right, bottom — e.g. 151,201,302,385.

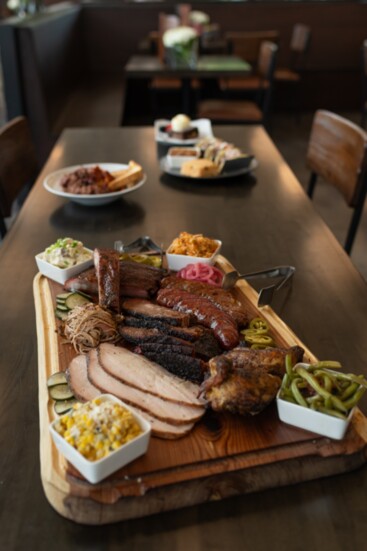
180,158,220,178
108,161,143,191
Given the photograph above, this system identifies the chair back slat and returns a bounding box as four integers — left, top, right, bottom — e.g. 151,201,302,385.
306,110,367,207
226,30,279,66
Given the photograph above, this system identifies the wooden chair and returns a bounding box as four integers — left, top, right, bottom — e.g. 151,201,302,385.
219,30,279,92
0,117,38,238
360,39,367,128
197,41,278,127
274,24,311,83
306,110,367,254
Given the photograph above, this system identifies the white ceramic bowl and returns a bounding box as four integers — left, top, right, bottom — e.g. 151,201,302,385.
35,248,94,284
166,239,222,271
167,147,200,169
276,364,356,440
49,394,151,484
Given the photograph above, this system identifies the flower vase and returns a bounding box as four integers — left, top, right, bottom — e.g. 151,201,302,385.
165,37,199,69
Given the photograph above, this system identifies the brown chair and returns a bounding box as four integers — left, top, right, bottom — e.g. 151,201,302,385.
219,30,279,92
275,24,311,83
306,110,367,254
360,39,367,128
197,41,278,127
0,117,38,238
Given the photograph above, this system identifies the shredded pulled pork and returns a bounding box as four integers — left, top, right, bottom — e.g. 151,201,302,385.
63,303,120,354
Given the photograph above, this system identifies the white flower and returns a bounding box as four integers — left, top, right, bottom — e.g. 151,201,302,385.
189,11,210,25
7,0,20,10
163,26,198,48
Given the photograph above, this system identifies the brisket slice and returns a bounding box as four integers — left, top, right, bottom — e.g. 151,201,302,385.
161,275,249,327
118,325,189,346
157,288,239,350
122,298,191,327
123,316,222,359
140,351,207,385
67,352,195,438
87,348,204,425
98,343,206,408
66,355,100,402
94,248,120,313
134,343,194,356
123,315,204,340
64,259,165,298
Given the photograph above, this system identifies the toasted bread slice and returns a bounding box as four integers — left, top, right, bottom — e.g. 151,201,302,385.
108,161,143,191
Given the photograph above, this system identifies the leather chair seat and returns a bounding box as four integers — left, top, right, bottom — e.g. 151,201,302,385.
274,68,300,82
150,77,201,90
219,76,269,91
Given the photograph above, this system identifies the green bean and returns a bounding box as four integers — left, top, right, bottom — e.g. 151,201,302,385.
291,378,308,407
317,406,347,420
330,395,348,413
311,361,342,370
343,387,366,410
341,382,359,401
285,353,294,379
295,366,331,400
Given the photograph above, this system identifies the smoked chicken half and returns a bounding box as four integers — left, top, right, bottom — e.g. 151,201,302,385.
201,345,304,416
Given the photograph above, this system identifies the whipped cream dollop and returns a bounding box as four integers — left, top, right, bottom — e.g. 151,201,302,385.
171,114,191,132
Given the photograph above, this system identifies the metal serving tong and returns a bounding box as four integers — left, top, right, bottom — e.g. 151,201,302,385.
222,265,296,307
114,236,163,255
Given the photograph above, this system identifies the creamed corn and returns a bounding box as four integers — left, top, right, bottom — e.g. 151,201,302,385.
54,398,142,461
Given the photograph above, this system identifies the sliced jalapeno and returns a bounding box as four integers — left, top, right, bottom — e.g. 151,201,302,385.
249,317,269,334
245,334,275,346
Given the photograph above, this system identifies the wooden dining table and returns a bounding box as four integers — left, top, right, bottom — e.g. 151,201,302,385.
124,54,251,113
1,124,367,549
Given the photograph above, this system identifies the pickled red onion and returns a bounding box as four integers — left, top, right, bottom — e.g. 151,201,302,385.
177,263,224,287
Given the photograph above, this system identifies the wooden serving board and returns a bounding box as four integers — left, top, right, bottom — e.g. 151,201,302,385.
34,255,367,525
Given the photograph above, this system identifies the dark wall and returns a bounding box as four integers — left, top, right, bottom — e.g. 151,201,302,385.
78,1,367,109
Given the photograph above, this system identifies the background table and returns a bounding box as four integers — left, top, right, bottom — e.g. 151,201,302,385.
124,55,251,113
1,126,367,549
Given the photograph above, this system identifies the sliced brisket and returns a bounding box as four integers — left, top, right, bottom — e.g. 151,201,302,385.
87,347,204,425
94,248,120,313
98,343,205,408
122,298,191,327
140,351,207,384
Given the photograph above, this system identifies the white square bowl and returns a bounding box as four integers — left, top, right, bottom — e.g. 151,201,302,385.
49,394,151,484
167,147,200,169
35,248,94,284
276,379,355,441
166,239,222,272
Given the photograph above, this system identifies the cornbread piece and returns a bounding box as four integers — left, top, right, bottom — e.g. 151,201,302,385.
108,161,143,191
180,158,220,178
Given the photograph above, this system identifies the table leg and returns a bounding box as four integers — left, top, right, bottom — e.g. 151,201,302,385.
182,78,191,114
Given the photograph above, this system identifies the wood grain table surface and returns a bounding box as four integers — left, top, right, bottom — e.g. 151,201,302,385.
1,125,367,550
